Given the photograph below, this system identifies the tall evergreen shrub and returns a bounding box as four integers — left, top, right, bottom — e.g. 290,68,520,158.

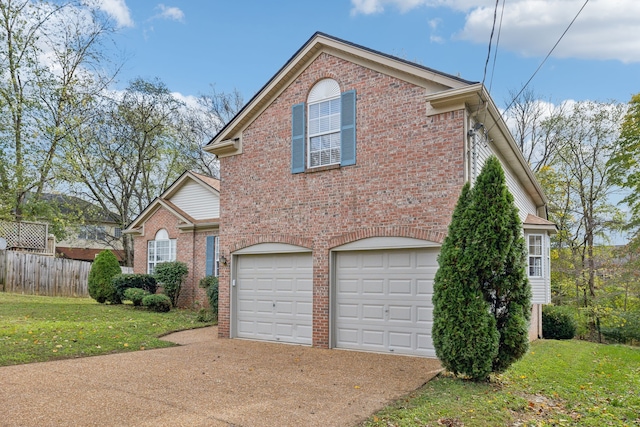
467,156,531,373
432,156,532,380
432,183,499,380
88,250,122,304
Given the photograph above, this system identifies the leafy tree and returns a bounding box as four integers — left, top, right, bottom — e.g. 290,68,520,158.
88,249,122,304
610,93,640,239
0,0,117,226
432,182,499,380
154,261,188,307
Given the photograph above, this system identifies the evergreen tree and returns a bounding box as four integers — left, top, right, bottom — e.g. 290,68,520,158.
466,156,531,373
88,250,122,304
433,156,531,379
432,183,499,380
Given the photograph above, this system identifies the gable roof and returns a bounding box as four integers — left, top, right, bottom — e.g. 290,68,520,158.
204,32,476,154
204,31,548,210
124,171,220,235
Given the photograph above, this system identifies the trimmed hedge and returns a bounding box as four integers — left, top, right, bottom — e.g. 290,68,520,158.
542,305,577,340
142,294,172,312
112,274,157,301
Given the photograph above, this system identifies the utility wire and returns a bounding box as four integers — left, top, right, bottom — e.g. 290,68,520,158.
481,0,501,89
477,0,502,122
488,0,507,94
500,0,590,118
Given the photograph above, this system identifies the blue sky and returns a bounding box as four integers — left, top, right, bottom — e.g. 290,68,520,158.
103,0,640,109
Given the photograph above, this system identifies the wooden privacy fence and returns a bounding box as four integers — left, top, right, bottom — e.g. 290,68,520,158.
0,250,90,297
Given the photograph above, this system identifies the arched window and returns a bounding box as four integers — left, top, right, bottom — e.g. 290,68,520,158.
307,79,341,168
147,228,176,274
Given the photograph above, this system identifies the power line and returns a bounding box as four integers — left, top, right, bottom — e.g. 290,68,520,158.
481,0,501,89
501,0,590,117
488,0,507,94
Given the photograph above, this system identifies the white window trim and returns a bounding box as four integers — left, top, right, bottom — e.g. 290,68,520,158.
528,234,544,278
147,229,176,274
214,236,220,277
307,79,341,169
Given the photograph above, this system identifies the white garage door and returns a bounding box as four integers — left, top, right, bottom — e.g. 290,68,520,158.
235,252,313,345
335,248,438,357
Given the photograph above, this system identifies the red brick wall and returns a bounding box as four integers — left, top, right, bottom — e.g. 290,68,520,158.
217,52,466,346
132,206,218,309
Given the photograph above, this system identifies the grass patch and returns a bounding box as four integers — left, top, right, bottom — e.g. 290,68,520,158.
363,340,640,426
0,293,215,366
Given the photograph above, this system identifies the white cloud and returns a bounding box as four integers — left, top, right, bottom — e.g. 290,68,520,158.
154,4,185,22
350,0,492,15
90,0,133,28
460,0,640,63
351,0,640,63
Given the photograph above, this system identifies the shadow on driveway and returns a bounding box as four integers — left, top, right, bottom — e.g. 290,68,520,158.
0,326,441,426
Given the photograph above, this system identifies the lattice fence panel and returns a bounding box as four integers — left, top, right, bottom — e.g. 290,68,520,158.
0,220,47,251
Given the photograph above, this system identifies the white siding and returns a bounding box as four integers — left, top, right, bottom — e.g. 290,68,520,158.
169,180,220,220
474,136,537,222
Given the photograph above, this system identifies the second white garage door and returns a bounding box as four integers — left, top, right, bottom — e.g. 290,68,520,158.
335,248,438,357
236,252,313,345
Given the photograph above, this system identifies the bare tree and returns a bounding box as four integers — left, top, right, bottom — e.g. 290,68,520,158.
504,88,565,172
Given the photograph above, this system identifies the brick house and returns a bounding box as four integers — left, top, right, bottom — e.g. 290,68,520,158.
125,171,220,308
204,33,556,357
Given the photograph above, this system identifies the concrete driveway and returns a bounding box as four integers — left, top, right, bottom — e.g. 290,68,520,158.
0,327,441,427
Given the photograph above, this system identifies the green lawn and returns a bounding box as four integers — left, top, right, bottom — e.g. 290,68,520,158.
363,339,640,426
0,293,214,366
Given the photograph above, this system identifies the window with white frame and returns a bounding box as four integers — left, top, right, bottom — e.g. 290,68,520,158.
148,229,176,274
308,79,341,168
528,234,543,277
205,235,219,277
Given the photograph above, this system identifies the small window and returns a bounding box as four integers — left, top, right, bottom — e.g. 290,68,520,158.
79,225,106,241
528,235,543,277
205,235,219,277
148,228,176,274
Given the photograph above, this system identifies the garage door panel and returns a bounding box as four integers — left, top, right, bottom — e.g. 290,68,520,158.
362,329,385,346
389,331,412,348
388,305,412,321
335,248,438,357
417,306,433,322
362,304,385,320
362,279,384,294
389,279,412,295
236,253,312,345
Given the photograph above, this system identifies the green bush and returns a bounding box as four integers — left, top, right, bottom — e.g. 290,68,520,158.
88,250,122,304
123,288,149,306
199,275,219,315
195,308,216,323
142,294,171,312
112,274,157,301
155,261,188,307
542,305,577,340
600,311,640,344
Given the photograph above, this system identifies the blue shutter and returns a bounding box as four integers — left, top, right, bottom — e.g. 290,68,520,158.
341,90,356,166
291,103,305,173
205,236,214,276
